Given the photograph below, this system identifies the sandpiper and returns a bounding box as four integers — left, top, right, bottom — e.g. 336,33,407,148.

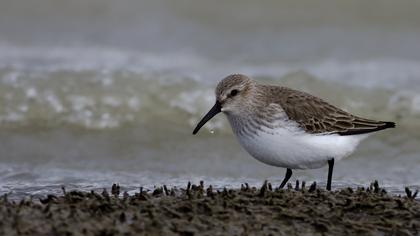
192,74,395,190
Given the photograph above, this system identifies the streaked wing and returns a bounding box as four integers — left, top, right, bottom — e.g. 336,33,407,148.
275,88,395,135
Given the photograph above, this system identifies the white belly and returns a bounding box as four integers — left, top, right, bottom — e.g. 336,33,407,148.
235,127,367,169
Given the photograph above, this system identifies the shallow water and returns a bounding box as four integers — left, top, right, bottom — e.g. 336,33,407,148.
0,0,419,199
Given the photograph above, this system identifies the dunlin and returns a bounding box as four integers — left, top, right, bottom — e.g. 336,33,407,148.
193,74,395,190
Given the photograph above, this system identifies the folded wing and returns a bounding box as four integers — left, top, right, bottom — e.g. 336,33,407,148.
275,88,395,136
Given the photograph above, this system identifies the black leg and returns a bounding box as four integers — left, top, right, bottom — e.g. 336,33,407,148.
327,158,335,191
279,168,292,188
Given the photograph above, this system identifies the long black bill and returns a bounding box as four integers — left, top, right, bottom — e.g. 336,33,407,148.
192,101,222,135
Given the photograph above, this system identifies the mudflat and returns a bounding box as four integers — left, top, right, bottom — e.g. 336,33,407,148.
0,181,419,235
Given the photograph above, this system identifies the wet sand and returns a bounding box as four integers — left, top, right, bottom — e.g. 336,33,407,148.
0,181,419,235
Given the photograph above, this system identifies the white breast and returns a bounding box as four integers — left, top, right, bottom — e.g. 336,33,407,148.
227,116,368,169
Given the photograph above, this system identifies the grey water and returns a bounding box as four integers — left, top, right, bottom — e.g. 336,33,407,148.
0,0,420,199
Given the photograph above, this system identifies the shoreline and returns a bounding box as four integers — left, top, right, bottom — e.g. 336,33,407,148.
1,181,419,235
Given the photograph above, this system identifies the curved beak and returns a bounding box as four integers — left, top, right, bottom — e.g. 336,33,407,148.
192,101,222,135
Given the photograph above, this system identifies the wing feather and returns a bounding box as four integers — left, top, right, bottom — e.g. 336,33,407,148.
272,87,395,135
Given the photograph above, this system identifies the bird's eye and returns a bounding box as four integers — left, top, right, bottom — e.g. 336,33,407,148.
230,89,238,97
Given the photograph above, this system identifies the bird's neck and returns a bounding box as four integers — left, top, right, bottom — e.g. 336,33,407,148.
225,112,260,138
224,97,296,138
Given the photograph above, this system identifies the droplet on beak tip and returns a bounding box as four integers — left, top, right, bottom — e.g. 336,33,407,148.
192,101,222,135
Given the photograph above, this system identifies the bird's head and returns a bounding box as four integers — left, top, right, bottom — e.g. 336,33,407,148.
193,74,255,134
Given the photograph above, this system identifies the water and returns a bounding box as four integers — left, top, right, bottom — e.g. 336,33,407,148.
0,0,420,199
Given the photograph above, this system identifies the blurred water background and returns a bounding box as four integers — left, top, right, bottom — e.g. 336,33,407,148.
0,0,419,198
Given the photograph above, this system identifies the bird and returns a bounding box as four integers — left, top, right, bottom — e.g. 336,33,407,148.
192,74,395,190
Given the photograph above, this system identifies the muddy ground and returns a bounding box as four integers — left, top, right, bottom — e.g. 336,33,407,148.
0,181,419,236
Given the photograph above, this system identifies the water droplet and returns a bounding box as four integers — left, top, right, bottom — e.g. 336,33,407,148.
210,130,215,134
